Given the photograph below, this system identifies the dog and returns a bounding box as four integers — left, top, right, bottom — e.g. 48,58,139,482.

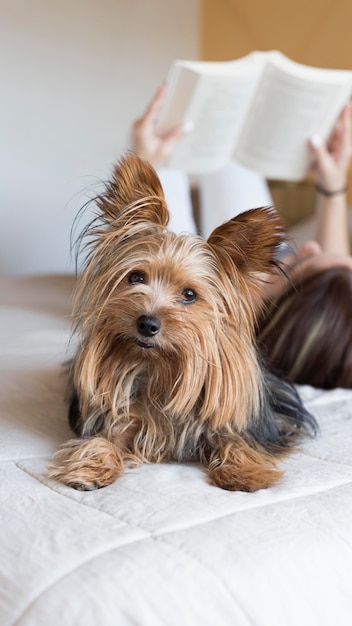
48,153,317,492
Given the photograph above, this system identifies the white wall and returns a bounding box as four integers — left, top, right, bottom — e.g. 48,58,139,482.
0,0,199,275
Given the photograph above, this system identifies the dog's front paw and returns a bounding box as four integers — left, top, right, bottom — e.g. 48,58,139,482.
48,436,124,490
207,440,283,492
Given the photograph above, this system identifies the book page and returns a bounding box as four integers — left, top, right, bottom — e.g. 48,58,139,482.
234,57,352,181
156,65,200,135
157,54,265,174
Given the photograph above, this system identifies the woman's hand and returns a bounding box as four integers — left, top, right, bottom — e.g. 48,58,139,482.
132,84,184,169
309,101,352,191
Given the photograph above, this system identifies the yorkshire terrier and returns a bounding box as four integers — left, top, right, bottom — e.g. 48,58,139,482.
49,153,317,492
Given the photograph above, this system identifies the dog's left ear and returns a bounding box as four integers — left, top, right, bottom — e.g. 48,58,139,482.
207,207,285,274
97,152,169,229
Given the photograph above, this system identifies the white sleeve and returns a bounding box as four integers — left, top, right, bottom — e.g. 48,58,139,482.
157,169,197,235
198,159,273,239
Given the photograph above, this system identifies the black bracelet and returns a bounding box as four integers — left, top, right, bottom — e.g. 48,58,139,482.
315,183,348,197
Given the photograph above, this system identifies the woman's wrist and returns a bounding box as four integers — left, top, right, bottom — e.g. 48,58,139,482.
315,182,348,197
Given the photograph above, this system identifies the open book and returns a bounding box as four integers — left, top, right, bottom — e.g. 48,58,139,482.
156,51,352,181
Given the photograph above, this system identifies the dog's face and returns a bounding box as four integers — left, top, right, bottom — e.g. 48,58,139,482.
73,154,284,427
89,230,239,356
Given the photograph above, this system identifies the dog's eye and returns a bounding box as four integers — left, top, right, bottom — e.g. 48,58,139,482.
128,271,146,284
181,288,197,303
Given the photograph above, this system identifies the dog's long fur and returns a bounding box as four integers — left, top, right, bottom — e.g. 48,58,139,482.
49,153,317,492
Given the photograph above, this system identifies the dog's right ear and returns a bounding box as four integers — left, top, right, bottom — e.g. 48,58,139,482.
97,152,169,229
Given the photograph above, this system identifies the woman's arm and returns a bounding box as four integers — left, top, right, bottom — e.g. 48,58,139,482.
259,104,352,303
309,102,352,255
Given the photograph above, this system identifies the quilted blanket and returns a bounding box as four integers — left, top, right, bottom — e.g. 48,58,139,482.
1,275,352,626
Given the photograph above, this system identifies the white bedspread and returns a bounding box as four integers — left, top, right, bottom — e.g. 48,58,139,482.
1,275,352,626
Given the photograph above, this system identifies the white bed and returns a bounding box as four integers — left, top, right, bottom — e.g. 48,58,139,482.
1,274,352,626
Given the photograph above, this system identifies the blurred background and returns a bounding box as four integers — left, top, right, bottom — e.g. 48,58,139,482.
0,0,199,275
1,0,351,275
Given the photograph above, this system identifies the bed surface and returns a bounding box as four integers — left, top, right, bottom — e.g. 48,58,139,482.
1,275,352,626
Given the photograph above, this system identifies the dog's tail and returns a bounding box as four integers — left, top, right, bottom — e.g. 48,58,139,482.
245,365,318,455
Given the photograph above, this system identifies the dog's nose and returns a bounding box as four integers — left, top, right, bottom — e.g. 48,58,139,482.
137,315,161,337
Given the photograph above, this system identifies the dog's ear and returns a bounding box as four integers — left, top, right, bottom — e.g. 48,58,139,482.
97,152,169,228
207,207,285,274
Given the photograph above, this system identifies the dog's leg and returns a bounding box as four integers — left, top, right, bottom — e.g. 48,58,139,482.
48,437,127,490
206,436,283,492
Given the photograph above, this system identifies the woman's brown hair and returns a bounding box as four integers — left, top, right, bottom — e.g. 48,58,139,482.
257,266,352,389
